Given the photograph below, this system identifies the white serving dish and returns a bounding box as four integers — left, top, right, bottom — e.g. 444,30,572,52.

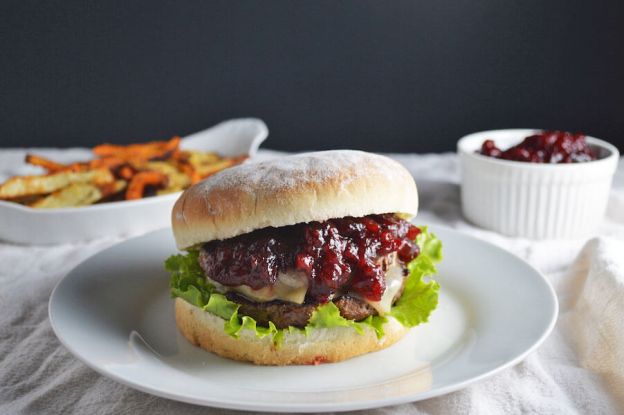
458,129,619,239
49,226,557,412
0,118,268,245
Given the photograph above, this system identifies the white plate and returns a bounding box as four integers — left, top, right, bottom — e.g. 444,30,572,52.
0,118,268,245
49,226,558,412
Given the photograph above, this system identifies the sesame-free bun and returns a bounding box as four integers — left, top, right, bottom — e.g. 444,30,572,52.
172,150,418,249
175,297,409,365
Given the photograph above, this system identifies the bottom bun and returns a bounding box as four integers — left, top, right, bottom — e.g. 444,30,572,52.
175,297,409,365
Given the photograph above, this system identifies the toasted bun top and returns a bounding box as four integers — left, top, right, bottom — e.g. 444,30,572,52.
172,150,418,249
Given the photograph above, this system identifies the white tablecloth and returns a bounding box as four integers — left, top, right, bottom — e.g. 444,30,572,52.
1,149,623,414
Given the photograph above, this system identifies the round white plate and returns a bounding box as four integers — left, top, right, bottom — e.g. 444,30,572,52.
49,226,558,412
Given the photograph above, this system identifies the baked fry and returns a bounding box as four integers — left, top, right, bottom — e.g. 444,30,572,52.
195,156,247,178
1,135,247,207
31,179,127,208
30,183,104,208
125,171,168,200
144,161,191,194
88,156,126,170
99,180,128,197
187,150,221,167
25,154,67,172
8,194,44,206
26,155,91,173
0,168,114,200
93,137,181,161
117,165,135,180
177,162,202,184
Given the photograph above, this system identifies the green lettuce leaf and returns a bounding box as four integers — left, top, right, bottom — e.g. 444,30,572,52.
389,226,442,327
305,302,389,339
306,302,364,335
205,292,238,320
166,226,442,346
360,315,388,339
165,250,213,307
416,226,443,262
204,292,283,345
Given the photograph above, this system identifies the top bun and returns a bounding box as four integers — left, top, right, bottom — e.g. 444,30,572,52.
172,150,418,249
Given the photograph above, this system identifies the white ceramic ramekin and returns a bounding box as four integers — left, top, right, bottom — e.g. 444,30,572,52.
458,129,619,239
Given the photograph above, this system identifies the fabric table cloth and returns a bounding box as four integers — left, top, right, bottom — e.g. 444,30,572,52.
1,148,623,414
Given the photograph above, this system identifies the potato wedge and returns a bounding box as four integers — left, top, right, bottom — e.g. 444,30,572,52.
194,158,239,178
0,168,114,199
187,150,222,167
8,195,46,206
31,183,103,208
174,160,201,184
30,180,127,208
144,161,191,194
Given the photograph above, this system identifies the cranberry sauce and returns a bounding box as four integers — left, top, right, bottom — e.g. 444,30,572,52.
480,131,596,163
198,214,421,303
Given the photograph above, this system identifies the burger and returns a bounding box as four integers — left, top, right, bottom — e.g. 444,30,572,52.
165,150,442,365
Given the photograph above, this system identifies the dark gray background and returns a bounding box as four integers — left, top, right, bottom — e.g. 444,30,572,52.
1,1,623,152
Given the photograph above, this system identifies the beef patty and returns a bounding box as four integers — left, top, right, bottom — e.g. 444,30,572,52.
226,293,376,329
226,277,406,329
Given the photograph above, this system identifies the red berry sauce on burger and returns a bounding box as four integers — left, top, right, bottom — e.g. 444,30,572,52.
198,214,421,303
479,131,596,163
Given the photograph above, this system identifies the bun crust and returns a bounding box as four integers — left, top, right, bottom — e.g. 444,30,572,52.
172,150,418,249
175,297,409,365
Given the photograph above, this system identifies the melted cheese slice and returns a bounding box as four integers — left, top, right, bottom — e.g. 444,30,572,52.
207,270,309,304
365,260,405,315
207,256,405,312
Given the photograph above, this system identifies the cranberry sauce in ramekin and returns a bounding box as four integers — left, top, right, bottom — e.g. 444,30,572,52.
479,131,596,163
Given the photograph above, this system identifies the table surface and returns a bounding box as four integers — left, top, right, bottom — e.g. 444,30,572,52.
1,149,623,414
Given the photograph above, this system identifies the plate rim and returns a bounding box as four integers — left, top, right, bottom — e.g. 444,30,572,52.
48,225,559,412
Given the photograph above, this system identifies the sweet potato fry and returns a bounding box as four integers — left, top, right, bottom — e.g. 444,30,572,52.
172,149,190,162
232,155,249,164
115,165,136,180
0,168,114,199
125,171,168,200
26,154,93,173
88,156,126,170
99,180,127,197
63,163,91,173
25,154,67,172
93,137,181,161
177,162,202,184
